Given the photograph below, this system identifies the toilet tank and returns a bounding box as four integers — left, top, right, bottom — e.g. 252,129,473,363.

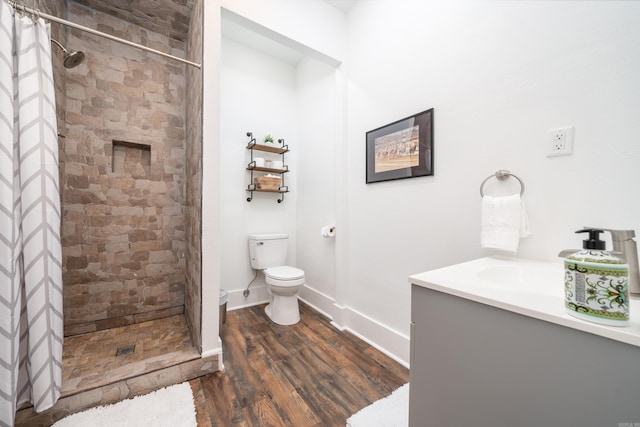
248,233,288,269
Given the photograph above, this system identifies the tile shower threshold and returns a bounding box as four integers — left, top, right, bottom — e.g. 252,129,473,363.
15,349,219,427
61,346,201,398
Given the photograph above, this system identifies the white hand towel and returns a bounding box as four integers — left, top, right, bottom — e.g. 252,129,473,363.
481,194,531,252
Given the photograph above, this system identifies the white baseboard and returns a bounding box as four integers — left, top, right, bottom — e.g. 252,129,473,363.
201,345,223,360
338,305,410,368
227,285,269,310
299,285,337,320
201,337,224,371
301,286,410,367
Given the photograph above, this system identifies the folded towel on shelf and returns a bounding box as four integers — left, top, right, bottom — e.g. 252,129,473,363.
481,194,531,252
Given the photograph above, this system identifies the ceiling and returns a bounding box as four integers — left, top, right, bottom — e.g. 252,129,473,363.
221,1,357,66
72,0,357,43
222,14,306,65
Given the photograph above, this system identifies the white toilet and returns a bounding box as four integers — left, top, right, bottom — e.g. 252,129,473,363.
248,233,305,325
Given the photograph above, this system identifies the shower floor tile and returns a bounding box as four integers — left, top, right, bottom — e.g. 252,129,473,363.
61,314,199,397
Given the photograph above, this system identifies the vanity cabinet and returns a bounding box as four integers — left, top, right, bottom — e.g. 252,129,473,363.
409,284,640,427
245,134,289,203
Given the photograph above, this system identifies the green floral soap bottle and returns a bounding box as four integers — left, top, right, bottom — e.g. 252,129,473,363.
563,228,630,326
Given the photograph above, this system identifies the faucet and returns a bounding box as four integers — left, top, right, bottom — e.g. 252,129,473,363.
599,228,640,295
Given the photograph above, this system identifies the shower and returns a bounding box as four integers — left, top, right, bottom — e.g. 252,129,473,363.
51,38,85,68
3,0,210,423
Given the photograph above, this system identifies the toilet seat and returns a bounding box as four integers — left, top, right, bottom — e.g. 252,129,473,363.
263,266,305,288
264,266,304,281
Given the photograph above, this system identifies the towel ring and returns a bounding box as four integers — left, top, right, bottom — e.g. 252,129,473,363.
479,169,525,197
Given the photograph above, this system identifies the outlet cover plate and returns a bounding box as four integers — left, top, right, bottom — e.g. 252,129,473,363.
547,126,574,157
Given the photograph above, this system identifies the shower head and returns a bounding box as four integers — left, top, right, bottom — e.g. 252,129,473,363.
63,50,85,69
51,38,85,69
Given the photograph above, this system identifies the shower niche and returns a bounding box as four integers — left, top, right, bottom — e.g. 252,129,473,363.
112,140,151,177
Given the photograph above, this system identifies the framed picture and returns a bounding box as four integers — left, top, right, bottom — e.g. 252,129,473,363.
366,108,433,184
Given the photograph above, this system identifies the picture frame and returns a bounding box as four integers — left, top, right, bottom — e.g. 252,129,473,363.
366,108,434,184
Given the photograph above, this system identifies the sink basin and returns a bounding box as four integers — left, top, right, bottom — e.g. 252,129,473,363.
409,256,565,301
476,264,562,296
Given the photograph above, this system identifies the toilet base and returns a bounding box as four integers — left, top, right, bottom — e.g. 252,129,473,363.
265,295,300,326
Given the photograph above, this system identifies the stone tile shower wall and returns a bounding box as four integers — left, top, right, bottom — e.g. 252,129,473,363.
185,0,203,350
61,3,187,336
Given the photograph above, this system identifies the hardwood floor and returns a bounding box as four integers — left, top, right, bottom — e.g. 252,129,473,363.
190,302,409,426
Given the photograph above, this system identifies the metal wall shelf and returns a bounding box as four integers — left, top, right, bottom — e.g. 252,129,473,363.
245,132,289,203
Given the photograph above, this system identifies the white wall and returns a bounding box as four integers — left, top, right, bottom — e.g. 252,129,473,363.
295,57,338,309
201,1,222,357
344,0,640,363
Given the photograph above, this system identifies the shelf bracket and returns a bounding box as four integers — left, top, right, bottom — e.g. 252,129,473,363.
246,131,256,145
246,184,256,202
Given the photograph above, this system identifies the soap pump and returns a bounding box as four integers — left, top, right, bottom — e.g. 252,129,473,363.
563,228,629,326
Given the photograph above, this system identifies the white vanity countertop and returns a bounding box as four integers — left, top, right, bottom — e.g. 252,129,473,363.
409,256,640,348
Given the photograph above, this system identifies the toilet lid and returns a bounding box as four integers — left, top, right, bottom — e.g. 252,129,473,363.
264,266,305,280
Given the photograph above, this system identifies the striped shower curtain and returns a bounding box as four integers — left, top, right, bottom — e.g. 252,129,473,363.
0,2,63,426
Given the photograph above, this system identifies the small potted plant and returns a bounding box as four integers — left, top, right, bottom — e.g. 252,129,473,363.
263,134,275,144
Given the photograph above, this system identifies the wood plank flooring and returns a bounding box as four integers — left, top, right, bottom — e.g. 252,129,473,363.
190,302,409,426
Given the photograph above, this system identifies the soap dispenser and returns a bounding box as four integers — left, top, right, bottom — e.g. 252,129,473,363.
563,228,629,326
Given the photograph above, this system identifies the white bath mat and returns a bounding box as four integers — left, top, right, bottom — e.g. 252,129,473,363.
346,383,409,427
53,382,197,427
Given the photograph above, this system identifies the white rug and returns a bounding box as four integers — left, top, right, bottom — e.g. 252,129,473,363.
346,383,409,427
53,382,197,427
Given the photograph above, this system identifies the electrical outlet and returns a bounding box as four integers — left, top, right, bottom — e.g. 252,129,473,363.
547,126,574,157
552,131,566,151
